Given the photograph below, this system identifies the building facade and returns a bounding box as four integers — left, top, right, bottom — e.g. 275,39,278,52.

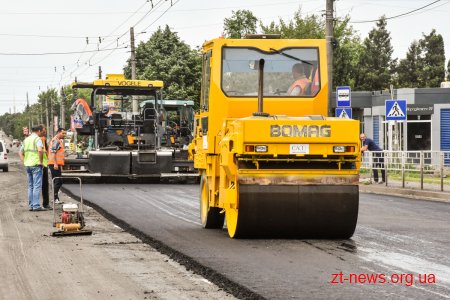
331,87,450,152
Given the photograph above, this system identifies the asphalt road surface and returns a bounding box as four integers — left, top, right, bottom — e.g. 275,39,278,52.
64,183,450,299
0,132,234,300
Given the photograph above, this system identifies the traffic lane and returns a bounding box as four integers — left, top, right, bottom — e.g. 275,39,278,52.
354,193,450,294
358,192,450,270
360,192,450,243
66,183,386,299
64,184,450,299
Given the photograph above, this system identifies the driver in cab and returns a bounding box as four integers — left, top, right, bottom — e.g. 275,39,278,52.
287,63,312,96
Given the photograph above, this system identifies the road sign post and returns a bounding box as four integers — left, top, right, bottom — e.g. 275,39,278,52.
336,108,352,119
385,99,407,151
385,100,407,121
336,86,351,107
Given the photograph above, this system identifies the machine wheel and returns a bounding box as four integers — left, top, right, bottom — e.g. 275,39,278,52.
200,172,224,229
225,183,359,239
225,206,239,238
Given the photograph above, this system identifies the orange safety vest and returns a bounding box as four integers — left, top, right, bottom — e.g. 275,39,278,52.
48,136,65,166
311,69,320,95
287,77,311,96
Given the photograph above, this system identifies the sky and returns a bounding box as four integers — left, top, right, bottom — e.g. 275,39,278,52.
1,0,449,115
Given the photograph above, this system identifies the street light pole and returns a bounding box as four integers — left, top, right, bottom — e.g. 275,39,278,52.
130,27,138,113
326,0,334,117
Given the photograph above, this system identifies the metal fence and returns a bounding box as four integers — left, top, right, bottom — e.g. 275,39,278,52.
361,151,450,192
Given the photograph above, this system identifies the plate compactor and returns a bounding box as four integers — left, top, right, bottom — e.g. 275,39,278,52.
52,177,92,237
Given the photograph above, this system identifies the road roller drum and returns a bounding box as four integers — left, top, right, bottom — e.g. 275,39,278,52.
226,184,358,238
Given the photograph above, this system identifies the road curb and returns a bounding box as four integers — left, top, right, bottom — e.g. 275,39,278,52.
359,184,450,204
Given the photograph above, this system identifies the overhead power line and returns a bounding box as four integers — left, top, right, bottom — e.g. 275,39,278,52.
67,0,175,80
350,0,441,23
130,0,166,31
0,46,128,56
61,0,154,81
139,0,181,34
0,33,120,39
168,0,308,12
0,11,147,15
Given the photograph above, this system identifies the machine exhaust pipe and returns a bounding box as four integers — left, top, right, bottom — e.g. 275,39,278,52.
253,59,269,117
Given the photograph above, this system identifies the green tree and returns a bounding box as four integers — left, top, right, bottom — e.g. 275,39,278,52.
261,9,324,39
356,16,396,91
419,29,445,87
332,17,364,88
396,41,423,88
37,89,58,135
0,88,60,139
124,25,201,105
447,59,450,81
0,113,21,138
223,10,258,38
0,85,91,139
0,108,37,139
261,10,363,89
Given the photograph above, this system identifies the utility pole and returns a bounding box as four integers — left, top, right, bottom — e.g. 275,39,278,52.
325,0,334,117
39,102,43,124
130,27,138,113
60,87,65,129
99,66,102,79
389,84,401,151
45,98,49,140
26,92,31,130
50,94,54,137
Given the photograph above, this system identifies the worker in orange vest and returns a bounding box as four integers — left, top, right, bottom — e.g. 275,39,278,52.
287,63,312,96
48,128,66,204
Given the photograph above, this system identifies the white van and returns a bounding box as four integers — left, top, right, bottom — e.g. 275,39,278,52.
0,140,9,172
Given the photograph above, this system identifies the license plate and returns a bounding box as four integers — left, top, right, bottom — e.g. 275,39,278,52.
290,144,309,154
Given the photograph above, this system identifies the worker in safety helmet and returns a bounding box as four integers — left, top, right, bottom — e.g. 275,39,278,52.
287,63,312,96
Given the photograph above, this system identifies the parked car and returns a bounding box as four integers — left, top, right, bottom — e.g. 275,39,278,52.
0,140,9,172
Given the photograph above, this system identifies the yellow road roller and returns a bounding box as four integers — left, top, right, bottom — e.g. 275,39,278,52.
189,35,361,238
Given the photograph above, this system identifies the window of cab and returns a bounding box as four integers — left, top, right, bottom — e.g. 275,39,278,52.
221,47,320,97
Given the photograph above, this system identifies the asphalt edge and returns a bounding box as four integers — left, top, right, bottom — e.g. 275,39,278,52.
359,185,450,204
61,187,265,300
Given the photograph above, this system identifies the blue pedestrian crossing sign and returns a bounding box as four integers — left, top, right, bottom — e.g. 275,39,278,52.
385,100,407,121
336,86,351,107
336,108,352,119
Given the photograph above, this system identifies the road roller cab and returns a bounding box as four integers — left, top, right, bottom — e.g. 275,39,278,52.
190,36,361,238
